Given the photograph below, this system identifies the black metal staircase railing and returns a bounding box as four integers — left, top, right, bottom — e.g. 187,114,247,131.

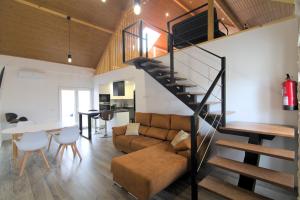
122,13,226,200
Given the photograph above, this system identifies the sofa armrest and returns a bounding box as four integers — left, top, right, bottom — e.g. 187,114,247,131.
112,125,127,136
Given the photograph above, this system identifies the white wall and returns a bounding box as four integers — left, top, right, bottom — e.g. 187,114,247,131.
0,55,94,139
94,18,298,196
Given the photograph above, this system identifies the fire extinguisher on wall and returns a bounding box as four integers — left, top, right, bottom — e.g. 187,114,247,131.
282,74,298,110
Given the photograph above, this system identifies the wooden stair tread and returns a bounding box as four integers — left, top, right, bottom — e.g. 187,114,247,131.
219,122,295,138
157,71,178,75
199,176,271,200
126,57,161,65
189,101,221,105
141,62,169,68
176,92,206,96
147,68,171,72
216,139,295,161
164,77,187,81
206,111,235,116
208,156,294,190
165,83,197,87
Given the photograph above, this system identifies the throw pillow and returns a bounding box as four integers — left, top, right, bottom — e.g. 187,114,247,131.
125,123,140,136
173,138,191,151
171,130,190,147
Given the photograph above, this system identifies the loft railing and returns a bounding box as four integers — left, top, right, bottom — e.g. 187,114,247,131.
122,6,226,200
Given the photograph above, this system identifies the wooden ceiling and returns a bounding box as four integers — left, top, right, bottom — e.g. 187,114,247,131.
224,0,294,28
0,0,295,69
0,0,129,68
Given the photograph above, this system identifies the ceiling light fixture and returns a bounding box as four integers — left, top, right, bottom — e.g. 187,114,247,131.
67,16,72,63
101,0,106,3
133,0,141,15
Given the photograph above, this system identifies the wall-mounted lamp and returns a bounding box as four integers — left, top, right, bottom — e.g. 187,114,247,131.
134,0,141,15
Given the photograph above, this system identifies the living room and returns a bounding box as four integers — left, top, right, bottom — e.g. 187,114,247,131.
0,0,299,200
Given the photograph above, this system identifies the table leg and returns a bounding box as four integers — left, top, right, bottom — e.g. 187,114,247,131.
88,115,92,140
79,114,83,136
12,134,18,160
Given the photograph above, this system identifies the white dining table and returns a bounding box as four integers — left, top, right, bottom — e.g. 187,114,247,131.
0,122,76,160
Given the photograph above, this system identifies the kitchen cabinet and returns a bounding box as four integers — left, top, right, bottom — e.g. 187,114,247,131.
99,81,135,100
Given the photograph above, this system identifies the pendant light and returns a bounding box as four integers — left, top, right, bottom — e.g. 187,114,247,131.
67,16,72,63
133,0,141,15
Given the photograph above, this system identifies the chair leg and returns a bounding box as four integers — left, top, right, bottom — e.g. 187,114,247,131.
71,144,76,158
104,121,107,136
73,144,82,161
55,144,62,159
39,150,50,169
19,152,30,176
47,135,53,151
59,145,66,164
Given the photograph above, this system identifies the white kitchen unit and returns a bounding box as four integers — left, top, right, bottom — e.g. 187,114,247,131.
102,111,129,132
99,80,135,100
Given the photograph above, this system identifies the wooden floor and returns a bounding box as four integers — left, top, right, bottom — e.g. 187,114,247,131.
0,131,221,200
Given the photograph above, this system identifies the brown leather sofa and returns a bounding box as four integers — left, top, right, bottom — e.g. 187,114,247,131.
111,112,206,200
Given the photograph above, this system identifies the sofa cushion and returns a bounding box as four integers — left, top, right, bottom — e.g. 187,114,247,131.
138,125,150,135
144,127,169,140
170,115,191,132
151,114,170,129
135,112,152,126
167,130,178,141
115,135,139,153
130,136,162,151
111,144,188,200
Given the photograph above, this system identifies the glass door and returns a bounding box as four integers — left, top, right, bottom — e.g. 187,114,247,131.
60,88,92,127
60,89,76,126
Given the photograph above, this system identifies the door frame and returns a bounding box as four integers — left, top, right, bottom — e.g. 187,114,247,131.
58,87,93,125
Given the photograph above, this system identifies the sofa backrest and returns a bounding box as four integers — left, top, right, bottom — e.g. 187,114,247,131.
135,112,193,141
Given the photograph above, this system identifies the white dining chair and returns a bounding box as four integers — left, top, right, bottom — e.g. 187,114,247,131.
54,126,82,163
15,131,50,176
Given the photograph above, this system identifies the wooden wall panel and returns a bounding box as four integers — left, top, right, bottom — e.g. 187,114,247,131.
0,0,112,68
96,9,140,74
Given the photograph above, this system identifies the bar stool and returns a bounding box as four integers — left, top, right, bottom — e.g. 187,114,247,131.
99,110,114,138
89,109,101,134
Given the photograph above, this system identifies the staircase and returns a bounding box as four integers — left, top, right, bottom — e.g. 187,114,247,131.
122,16,296,200
200,122,296,200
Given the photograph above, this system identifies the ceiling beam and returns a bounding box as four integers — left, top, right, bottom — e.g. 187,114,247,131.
14,0,114,34
214,0,243,31
173,0,195,16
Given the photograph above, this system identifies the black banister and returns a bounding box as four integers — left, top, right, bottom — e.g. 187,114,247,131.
168,3,208,24
221,57,226,126
190,115,198,200
139,20,143,57
169,34,175,83
194,68,225,117
122,30,125,63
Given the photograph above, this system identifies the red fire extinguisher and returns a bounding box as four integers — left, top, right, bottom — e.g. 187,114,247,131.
282,74,298,110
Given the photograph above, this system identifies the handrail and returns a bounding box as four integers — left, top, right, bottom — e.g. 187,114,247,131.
123,30,146,40
193,67,225,117
218,19,229,36
140,19,224,59
168,3,208,24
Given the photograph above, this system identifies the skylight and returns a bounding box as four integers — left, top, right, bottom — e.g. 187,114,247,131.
143,27,161,51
